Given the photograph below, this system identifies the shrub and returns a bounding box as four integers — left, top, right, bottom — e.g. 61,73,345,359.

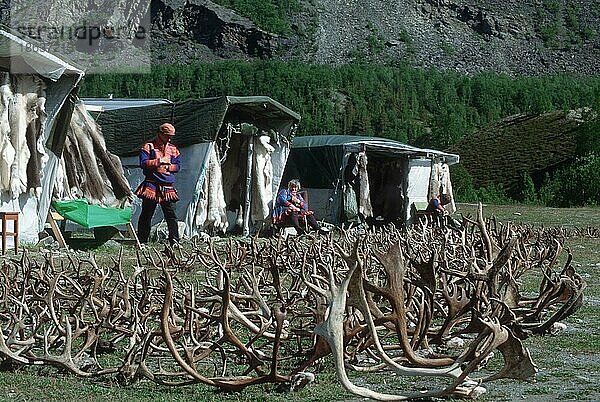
539,154,600,207
516,172,539,205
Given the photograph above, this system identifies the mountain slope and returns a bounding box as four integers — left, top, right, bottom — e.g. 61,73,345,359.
3,0,600,76
285,0,600,75
448,110,584,193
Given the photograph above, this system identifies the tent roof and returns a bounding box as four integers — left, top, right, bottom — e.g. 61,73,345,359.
87,96,301,156
0,26,84,81
84,96,300,120
82,98,173,111
293,135,459,165
225,96,301,122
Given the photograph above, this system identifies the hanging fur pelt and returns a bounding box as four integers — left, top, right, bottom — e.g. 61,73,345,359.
251,135,275,223
57,104,133,206
0,82,15,192
8,76,41,198
74,104,131,201
70,111,107,203
356,151,373,218
53,155,70,200
196,144,228,233
429,162,456,215
26,96,47,196
62,130,86,200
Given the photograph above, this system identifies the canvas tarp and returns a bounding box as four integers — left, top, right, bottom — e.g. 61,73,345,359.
52,199,132,229
91,96,301,157
0,26,84,243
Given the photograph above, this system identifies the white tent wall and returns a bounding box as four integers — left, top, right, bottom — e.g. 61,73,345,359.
405,158,433,222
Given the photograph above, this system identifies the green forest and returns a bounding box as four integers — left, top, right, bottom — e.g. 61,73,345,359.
80,61,600,206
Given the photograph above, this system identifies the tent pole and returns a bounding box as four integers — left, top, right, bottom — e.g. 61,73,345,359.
242,137,254,237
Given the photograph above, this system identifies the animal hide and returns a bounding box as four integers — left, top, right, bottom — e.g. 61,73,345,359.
356,151,373,218
0,74,48,198
195,144,228,233
75,104,131,201
26,97,47,196
0,83,15,192
56,104,133,206
429,162,456,215
251,135,275,222
4,75,46,198
62,129,86,199
70,110,107,203
8,92,35,198
53,155,69,200
429,162,442,201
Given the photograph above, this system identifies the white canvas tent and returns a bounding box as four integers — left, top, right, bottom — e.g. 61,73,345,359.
282,135,459,226
83,96,300,237
0,27,84,243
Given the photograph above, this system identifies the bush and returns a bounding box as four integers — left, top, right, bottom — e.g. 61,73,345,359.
515,172,539,204
539,154,600,207
450,165,513,204
211,0,301,35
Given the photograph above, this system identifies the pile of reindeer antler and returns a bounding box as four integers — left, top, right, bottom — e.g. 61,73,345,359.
0,204,586,399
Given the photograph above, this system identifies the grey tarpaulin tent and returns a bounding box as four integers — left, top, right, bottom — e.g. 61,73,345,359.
0,26,84,243
282,135,459,225
84,96,301,237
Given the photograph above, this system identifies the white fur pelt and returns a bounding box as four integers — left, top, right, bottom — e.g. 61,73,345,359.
195,144,228,233
439,163,456,214
0,83,15,192
251,135,275,222
53,155,70,200
6,75,45,198
429,162,456,214
26,96,48,196
356,151,373,218
8,93,35,198
429,162,442,201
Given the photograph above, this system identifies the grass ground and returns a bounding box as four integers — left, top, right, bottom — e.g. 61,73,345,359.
1,203,598,402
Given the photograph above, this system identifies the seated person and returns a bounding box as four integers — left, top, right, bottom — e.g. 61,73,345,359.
273,179,323,235
426,193,461,229
426,193,451,216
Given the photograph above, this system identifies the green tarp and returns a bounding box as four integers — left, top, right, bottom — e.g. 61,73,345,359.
95,96,301,156
52,199,132,229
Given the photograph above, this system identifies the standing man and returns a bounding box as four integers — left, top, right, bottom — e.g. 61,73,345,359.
135,122,181,244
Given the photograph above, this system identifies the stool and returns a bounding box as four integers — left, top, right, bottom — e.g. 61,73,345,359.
0,211,19,255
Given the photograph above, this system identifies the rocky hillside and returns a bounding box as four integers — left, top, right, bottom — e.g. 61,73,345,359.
151,0,600,75
3,0,600,76
291,0,600,75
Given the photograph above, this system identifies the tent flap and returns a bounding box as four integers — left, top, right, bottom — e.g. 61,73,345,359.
89,96,301,157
